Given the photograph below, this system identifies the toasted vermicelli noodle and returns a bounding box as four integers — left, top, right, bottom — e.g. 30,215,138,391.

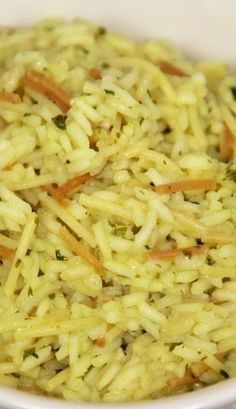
0,17,235,403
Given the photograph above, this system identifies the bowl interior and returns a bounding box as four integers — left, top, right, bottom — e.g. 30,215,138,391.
0,0,236,64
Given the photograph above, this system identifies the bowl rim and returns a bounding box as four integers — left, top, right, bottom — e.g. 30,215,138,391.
0,1,236,408
0,378,236,409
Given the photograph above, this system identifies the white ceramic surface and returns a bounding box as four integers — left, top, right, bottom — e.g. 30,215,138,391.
0,0,236,408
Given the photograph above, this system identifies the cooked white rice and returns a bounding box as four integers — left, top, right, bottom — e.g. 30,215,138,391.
0,17,235,402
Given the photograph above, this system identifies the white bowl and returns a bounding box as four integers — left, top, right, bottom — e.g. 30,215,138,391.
0,0,236,408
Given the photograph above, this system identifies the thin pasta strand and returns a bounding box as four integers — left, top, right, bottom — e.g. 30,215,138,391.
22,70,71,113
159,60,188,77
0,91,21,104
155,179,216,194
61,226,105,274
149,245,208,260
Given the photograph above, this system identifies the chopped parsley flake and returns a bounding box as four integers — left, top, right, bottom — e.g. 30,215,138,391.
97,26,107,36
38,268,44,276
225,169,236,182
183,250,192,258
220,369,229,379
81,47,89,54
206,255,215,266
132,226,141,234
15,259,21,268
52,114,67,131
102,62,109,69
196,238,204,245
112,226,127,237
105,89,115,95
28,286,33,296
12,373,20,378
23,348,38,361
55,249,67,261
230,86,236,100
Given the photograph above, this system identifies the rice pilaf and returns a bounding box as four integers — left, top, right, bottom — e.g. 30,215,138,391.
0,17,235,402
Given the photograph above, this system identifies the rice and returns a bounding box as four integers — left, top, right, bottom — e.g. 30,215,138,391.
0,16,235,402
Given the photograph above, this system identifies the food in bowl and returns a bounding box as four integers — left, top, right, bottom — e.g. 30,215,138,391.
0,16,235,403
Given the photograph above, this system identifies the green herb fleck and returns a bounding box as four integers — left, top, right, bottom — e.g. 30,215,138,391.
28,286,33,296
49,293,55,299
52,345,60,352
97,26,107,36
15,259,21,268
225,169,236,182
163,126,171,134
66,159,71,164
23,348,38,361
81,47,89,54
52,114,67,131
105,89,115,95
220,369,230,379
102,62,109,69
196,238,204,245
206,255,215,266
23,113,31,117
113,226,127,237
132,226,141,235
230,86,236,100
12,373,20,378
116,132,121,138
55,249,67,261
38,268,44,277
183,250,192,258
